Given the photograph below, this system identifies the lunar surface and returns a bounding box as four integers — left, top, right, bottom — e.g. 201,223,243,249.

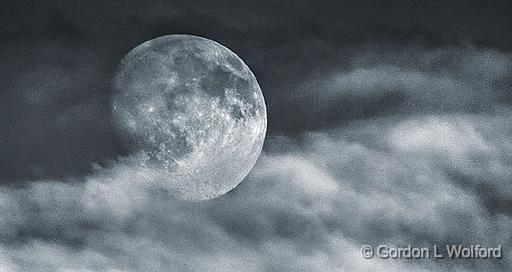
112,35,267,201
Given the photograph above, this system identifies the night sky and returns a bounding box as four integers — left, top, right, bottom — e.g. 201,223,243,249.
1,1,512,271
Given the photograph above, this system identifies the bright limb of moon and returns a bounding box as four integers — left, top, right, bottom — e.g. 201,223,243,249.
112,35,267,201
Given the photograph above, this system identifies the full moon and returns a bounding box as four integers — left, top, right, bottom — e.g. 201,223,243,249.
112,35,267,201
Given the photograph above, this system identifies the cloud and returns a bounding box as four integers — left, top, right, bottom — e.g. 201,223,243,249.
1,109,512,271
276,47,512,132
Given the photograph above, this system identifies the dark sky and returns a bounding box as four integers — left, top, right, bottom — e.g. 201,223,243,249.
1,1,512,271
1,0,511,182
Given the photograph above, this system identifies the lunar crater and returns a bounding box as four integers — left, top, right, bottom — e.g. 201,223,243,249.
112,34,267,201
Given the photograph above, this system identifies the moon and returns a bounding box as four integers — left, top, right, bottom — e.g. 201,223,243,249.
112,35,267,201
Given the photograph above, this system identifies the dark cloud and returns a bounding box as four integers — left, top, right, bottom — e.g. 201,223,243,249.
0,40,125,182
276,47,512,132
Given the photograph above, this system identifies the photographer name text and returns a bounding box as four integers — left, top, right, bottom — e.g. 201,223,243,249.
360,244,502,259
